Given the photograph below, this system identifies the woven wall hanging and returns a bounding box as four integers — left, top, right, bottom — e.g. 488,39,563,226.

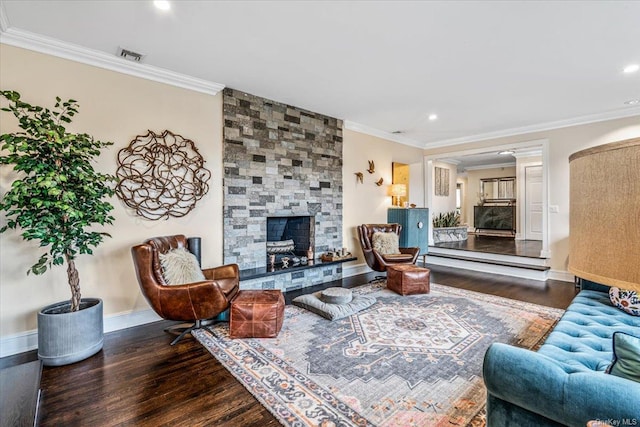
115,129,211,220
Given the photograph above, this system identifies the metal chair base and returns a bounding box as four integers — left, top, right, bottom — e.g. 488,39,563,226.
369,275,387,284
164,319,217,345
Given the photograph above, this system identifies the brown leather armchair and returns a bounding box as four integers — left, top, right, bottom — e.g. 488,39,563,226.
357,224,419,277
131,235,239,345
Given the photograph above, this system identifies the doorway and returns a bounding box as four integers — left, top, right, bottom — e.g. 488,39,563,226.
424,139,550,258
525,165,543,240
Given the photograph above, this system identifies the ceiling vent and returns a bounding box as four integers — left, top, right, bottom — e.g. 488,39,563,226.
117,47,146,62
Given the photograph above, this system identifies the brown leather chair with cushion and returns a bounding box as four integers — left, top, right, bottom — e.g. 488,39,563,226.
131,235,239,345
357,224,419,276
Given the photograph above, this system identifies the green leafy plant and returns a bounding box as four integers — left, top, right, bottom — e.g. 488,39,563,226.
0,90,116,312
432,211,461,228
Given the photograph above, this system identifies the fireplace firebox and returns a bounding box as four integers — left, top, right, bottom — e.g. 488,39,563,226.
266,215,314,265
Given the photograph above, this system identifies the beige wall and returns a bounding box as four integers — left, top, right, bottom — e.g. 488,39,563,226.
408,161,425,206
342,129,425,266
425,115,640,272
0,45,224,336
430,161,457,218
0,45,424,341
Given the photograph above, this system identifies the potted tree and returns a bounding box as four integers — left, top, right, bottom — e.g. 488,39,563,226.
0,90,116,366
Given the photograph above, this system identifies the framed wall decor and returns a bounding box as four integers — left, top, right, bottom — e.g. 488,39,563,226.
435,166,450,197
115,129,211,220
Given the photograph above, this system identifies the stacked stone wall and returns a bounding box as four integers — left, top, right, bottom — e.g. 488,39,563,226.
222,88,343,279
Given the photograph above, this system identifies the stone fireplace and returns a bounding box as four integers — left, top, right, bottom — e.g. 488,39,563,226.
222,88,343,290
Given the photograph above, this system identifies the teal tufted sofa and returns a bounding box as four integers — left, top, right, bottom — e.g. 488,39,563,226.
483,281,640,426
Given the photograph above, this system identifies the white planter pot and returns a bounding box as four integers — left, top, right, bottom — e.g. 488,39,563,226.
37,298,104,366
433,226,468,244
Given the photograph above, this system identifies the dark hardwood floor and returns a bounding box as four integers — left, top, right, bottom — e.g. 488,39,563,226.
1,266,578,426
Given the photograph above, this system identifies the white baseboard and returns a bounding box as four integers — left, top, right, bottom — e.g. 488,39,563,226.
342,263,371,278
103,308,163,333
540,249,552,258
0,330,39,358
0,308,162,358
547,269,575,283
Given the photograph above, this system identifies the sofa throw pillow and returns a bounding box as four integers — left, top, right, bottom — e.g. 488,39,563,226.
159,248,205,285
609,287,640,316
606,332,640,383
372,232,400,255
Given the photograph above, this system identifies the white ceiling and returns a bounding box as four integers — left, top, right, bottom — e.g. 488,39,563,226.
1,0,639,148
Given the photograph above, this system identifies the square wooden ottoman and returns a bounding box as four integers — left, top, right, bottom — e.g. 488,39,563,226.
386,264,430,295
229,290,285,338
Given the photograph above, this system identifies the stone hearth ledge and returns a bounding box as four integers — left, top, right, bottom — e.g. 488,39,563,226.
239,257,356,291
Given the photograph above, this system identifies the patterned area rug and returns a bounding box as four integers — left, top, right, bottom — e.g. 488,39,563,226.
193,282,563,426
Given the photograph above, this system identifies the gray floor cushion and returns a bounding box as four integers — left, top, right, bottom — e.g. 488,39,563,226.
292,291,376,321
320,287,353,304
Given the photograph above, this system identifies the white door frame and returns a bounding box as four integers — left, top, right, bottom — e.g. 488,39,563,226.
424,138,550,258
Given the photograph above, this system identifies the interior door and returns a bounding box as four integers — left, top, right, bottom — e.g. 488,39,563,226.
525,165,543,240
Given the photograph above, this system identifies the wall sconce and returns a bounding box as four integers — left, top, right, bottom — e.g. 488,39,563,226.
388,184,407,207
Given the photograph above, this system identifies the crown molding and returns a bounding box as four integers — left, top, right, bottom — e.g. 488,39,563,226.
512,148,542,158
347,107,640,151
464,162,516,171
0,26,225,96
0,2,10,32
344,120,426,148
424,108,640,148
437,158,461,165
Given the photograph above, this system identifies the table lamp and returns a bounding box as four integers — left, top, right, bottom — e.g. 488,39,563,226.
389,184,407,207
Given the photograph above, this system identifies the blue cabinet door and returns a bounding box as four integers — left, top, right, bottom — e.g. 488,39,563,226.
387,208,429,255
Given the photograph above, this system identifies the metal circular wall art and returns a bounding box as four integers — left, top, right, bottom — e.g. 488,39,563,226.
115,130,211,220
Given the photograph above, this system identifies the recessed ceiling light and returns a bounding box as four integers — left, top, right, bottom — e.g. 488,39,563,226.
154,0,171,11
624,99,640,105
623,64,639,74
428,114,438,121
498,150,515,155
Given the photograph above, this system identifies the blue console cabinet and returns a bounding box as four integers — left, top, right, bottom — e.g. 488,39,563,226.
387,208,429,256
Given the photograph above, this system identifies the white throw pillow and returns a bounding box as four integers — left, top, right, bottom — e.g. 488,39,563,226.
372,232,400,255
159,248,205,285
